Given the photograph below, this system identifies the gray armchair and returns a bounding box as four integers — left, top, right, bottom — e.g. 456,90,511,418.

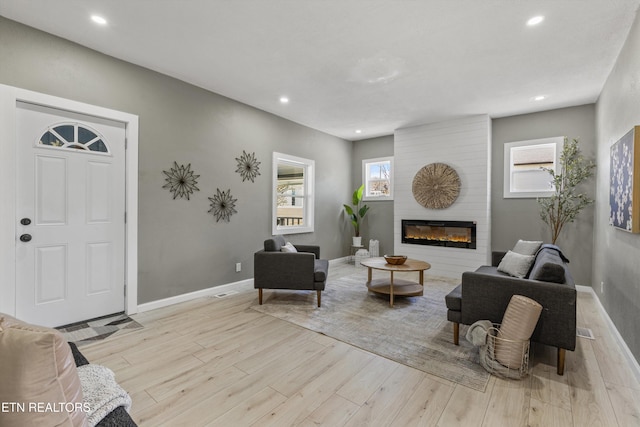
254,236,329,307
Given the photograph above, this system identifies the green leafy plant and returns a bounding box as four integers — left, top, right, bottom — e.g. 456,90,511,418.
538,138,596,244
343,184,370,237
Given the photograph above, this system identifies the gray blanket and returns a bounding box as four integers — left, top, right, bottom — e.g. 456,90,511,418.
77,364,132,427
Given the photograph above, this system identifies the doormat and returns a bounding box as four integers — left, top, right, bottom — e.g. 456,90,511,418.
56,312,143,347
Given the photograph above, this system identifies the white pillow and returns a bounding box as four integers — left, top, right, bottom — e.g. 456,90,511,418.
512,240,543,256
280,242,298,253
497,250,535,278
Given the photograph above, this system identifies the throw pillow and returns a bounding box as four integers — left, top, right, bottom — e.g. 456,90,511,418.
280,242,298,253
0,314,87,427
497,250,535,278
512,240,543,256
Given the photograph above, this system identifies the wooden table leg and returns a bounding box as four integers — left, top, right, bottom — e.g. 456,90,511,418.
419,270,424,285
390,271,394,307
367,266,372,283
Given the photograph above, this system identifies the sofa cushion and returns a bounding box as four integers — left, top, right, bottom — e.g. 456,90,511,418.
529,249,566,283
497,250,535,278
445,284,462,311
512,240,543,256
314,259,329,282
0,314,87,427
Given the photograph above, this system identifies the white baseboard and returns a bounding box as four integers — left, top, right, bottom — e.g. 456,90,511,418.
136,256,347,314
330,256,350,265
576,285,640,382
136,278,254,313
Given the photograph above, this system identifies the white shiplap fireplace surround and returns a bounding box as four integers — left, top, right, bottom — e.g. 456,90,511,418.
394,115,491,279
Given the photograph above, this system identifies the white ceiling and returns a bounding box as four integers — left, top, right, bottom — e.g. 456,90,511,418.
2,1,639,141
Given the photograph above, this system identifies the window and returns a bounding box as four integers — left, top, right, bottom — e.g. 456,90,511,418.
38,122,110,154
503,137,563,198
362,156,393,201
272,152,314,235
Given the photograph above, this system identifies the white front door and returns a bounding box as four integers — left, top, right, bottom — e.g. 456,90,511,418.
15,101,126,327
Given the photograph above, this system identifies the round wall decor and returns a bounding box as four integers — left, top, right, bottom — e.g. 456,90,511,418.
412,163,460,209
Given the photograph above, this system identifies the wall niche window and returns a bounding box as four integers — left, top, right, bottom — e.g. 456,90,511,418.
38,122,110,154
362,156,393,201
272,152,315,235
503,137,563,198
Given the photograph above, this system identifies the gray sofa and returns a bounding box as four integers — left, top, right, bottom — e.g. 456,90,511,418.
254,236,329,307
445,245,576,375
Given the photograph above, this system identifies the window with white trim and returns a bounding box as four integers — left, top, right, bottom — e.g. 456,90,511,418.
272,152,315,235
38,122,110,154
362,156,393,201
503,137,563,198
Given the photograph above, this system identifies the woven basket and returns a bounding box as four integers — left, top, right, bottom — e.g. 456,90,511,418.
480,325,530,379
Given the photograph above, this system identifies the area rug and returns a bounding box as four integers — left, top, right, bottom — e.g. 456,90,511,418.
251,271,489,391
56,312,143,347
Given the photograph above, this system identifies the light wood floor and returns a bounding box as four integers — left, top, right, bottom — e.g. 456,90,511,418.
80,263,640,426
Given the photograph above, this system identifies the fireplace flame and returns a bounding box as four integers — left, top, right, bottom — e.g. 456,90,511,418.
405,233,471,243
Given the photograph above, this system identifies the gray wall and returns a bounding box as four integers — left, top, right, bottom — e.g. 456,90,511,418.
351,135,394,255
491,105,597,286
0,17,352,304
595,9,640,362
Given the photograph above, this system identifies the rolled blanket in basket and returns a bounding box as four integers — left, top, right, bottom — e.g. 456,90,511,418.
495,295,542,369
465,320,493,346
76,364,132,427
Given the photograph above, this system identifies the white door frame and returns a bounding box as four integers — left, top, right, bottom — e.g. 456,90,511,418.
0,84,139,318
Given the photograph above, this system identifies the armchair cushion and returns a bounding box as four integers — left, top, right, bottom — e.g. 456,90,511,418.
314,259,329,283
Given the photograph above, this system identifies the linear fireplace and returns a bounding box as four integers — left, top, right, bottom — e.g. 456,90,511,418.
402,220,476,249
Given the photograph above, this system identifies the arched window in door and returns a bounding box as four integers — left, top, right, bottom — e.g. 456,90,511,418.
38,123,110,154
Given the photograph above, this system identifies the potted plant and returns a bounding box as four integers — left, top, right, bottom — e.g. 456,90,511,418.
538,137,596,244
344,184,370,246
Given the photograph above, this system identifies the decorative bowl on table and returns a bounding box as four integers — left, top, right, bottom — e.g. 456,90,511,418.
384,255,407,265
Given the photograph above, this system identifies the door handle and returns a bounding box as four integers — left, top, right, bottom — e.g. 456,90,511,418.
20,218,32,226
20,234,32,242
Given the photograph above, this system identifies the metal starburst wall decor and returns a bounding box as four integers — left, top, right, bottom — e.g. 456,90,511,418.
208,188,238,222
162,162,200,200
235,150,261,182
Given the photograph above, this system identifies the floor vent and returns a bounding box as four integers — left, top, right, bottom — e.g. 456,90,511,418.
213,290,238,299
577,327,595,340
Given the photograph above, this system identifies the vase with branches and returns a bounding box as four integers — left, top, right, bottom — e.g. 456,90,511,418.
537,137,596,244
343,184,370,244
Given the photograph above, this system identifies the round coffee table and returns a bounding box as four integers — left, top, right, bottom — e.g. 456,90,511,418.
360,257,431,307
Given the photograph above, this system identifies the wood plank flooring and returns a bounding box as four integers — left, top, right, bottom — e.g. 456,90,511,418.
80,264,640,426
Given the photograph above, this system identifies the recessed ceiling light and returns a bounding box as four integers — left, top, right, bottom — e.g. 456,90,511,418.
91,15,107,25
279,96,289,104
527,16,544,26
355,129,362,134
534,95,546,101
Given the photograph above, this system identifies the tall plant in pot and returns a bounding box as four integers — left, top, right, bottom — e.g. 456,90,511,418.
538,137,596,244
344,184,370,246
